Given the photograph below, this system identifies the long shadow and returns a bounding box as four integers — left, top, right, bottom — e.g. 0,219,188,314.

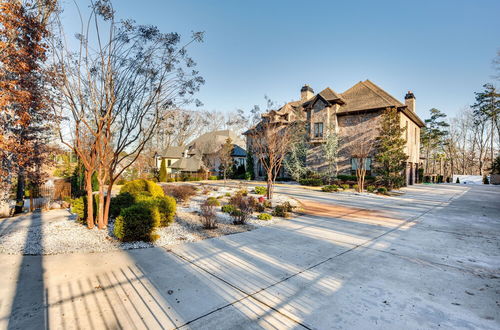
7,210,46,329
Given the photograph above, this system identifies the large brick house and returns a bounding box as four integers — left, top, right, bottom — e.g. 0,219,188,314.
245,80,425,185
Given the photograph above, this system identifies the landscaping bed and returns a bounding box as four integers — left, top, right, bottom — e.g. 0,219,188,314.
0,183,299,255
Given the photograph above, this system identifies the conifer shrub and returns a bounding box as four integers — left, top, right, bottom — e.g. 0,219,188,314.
114,203,160,242
456,177,460,183
159,159,167,182
109,192,135,218
483,175,489,184
120,179,164,198
70,197,85,223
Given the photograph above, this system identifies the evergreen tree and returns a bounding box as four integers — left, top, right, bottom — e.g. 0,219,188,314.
245,150,255,180
159,159,167,182
375,108,408,189
421,108,449,175
472,84,500,170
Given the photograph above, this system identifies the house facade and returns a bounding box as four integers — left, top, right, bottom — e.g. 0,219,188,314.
246,80,425,185
156,130,247,177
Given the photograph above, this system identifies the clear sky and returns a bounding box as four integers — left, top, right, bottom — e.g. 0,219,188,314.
61,0,500,120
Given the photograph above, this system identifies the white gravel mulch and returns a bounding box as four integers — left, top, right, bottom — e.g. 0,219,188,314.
0,185,298,255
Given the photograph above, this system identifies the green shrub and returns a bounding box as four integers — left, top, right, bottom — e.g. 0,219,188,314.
221,204,236,213
456,177,460,183
206,197,220,206
167,178,176,182
340,184,349,190
114,203,160,242
336,174,357,181
483,175,489,184
208,176,218,180
272,205,289,218
159,159,167,182
224,192,231,197
109,192,135,219
257,213,272,220
367,185,376,193
299,178,323,186
238,189,248,196
253,186,267,195
120,179,164,198
154,195,176,226
263,200,272,208
322,185,339,192
377,187,388,194
352,184,359,191
70,197,85,223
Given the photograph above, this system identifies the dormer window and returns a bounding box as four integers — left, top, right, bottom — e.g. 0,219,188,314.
314,122,324,138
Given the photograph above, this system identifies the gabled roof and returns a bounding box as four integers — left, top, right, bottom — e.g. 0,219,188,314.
303,87,345,107
339,80,403,112
170,157,204,172
231,145,247,157
162,146,186,159
189,130,245,152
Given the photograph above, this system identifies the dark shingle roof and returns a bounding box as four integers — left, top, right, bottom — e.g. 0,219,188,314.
231,145,246,157
170,157,204,172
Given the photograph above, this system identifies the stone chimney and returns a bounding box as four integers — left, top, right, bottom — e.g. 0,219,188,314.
405,91,416,112
301,85,314,101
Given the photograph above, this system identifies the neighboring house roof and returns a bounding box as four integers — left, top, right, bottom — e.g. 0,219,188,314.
162,146,186,159
231,145,247,157
188,130,245,155
170,156,204,172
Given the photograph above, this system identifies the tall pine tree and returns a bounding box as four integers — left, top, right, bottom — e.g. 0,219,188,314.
374,108,408,189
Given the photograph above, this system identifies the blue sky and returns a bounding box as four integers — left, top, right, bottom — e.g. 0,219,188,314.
61,0,500,120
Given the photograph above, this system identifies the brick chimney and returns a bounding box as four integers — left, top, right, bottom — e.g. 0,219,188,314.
405,91,416,112
301,85,314,101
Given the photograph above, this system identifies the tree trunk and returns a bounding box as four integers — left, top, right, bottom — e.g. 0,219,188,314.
84,170,94,229
266,173,273,200
14,167,25,214
103,181,114,227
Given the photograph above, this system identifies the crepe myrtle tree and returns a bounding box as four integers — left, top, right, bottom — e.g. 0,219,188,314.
249,118,301,199
53,0,204,228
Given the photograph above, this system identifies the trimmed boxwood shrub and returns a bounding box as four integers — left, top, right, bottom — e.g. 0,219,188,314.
221,204,236,213
253,186,267,195
154,196,176,226
340,184,349,190
299,178,323,186
257,213,272,220
208,176,218,180
367,185,376,193
120,179,164,198
377,187,388,194
114,202,160,242
322,185,339,192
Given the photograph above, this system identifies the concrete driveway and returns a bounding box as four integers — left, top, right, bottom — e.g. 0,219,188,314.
1,184,499,329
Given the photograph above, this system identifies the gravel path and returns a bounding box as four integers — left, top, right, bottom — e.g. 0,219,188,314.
0,186,298,255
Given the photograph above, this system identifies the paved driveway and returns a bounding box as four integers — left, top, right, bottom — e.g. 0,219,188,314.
1,184,499,329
